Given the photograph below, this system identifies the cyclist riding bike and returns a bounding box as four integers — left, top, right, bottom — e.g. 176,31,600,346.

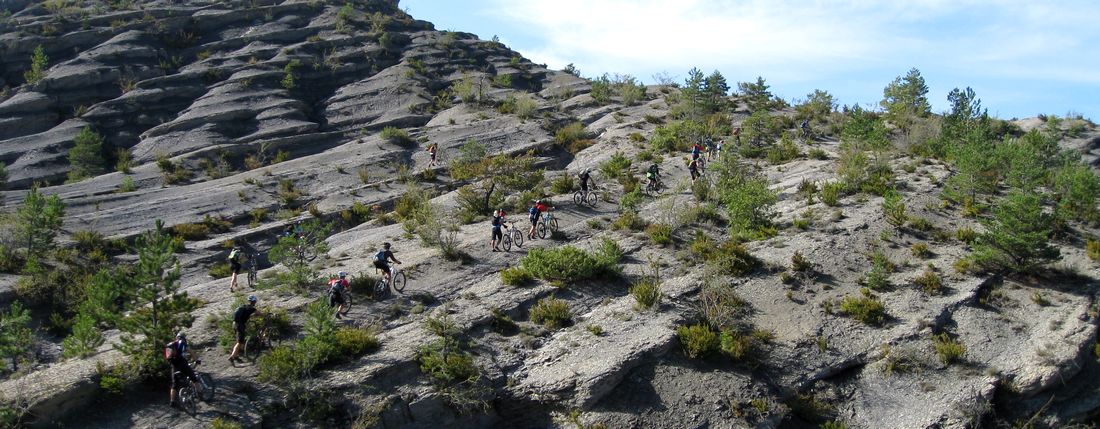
800,119,811,137
228,246,243,292
646,163,661,188
490,209,508,252
328,272,350,318
228,295,261,363
373,243,402,285
527,200,550,240
167,331,199,408
578,169,592,193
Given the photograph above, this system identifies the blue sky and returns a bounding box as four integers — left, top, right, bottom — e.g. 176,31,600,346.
402,0,1100,120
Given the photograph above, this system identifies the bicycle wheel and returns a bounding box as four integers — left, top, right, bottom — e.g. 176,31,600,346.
550,218,559,232
393,271,406,292
179,386,198,414
373,279,389,300
247,264,257,289
342,291,352,314
513,230,524,248
585,191,598,206
502,233,511,252
198,374,215,402
573,191,582,205
537,221,548,239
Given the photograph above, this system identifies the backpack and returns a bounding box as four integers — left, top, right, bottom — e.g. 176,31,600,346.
329,280,345,296
228,249,240,263
528,206,539,220
374,250,387,262
164,340,180,360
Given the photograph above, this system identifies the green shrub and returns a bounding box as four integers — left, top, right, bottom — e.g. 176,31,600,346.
209,262,231,278
334,326,380,356
171,222,209,240
555,122,590,153
500,267,533,286
209,417,243,429
1088,238,1100,261
529,297,573,329
808,148,828,160
766,135,801,165
972,190,1060,272
24,45,47,84
914,268,943,295
705,241,761,276
520,243,620,283
630,278,660,310
791,251,813,272
839,291,887,325
677,323,719,358
645,223,673,246
610,212,646,231
820,181,844,206
932,333,966,365
882,189,907,231
69,127,106,182
599,152,632,180
863,251,891,290
719,176,777,235
550,174,574,194
956,227,977,244
911,242,930,258
380,126,412,145
257,344,307,383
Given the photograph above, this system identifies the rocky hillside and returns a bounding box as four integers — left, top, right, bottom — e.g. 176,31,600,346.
1,1,1099,428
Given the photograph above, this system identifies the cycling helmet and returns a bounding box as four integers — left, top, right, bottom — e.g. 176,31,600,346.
176,331,186,340
535,199,542,204
247,295,257,304
383,242,391,249
338,271,347,278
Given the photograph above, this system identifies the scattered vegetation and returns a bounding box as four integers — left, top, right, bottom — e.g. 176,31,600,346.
529,297,572,329
839,289,887,325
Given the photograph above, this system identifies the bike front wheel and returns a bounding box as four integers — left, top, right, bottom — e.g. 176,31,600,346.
512,230,524,248
585,191,598,206
502,233,512,252
198,374,215,402
373,279,389,300
537,221,548,239
342,292,352,314
179,386,198,414
393,271,407,292
573,191,582,205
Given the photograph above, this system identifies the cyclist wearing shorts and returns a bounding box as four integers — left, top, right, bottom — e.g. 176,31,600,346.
228,295,261,363
490,209,508,252
373,243,402,284
801,119,810,137
228,246,242,292
328,272,350,318
167,331,198,407
689,158,700,182
691,142,703,161
527,200,550,240
426,142,438,167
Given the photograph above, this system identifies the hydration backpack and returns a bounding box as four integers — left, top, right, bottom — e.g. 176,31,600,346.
374,250,387,262
528,206,539,220
164,340,180,360
228,249,240,263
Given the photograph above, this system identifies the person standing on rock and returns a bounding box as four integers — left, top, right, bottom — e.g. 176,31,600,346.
490,209,508,251
328,272,350,319
527,199,549,240
426,142,438,167
228,295,261,364
228,246,243,292
733,126,742,145
689,158,700,182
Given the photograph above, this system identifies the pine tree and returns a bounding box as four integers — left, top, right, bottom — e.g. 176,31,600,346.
0,302,33,373
974,191,1060,272
68,127,106,182
115,220,199,375
62,313,103,359
880,68,930,128
882,189,907,232
15,186,65,262
23,45,47,84
737,76,775,113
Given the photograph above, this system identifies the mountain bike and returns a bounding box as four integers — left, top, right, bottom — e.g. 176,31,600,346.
501,221,523,251
536,212,559,239
175,360,215,414
246,252,258,289
573,183,599,207
645,176,663,195
244,316,274,362
374,265,406,299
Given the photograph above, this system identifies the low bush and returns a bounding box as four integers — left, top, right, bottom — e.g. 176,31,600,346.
699,280,750,330
932,333,966,365
1087,238,1100,261
839,290,887,325
908,216,933,231
704,241,761,277
677,323,719,358
645,223,673,246
500,267,533,286
956,227,977,244
529,297,573,329
820,181,844,206
334,326,380,356
791,251,813,272
209,262,232,278
550,174,574,194
171,222,209,240
630,278,660,310
599,152,632,180
209,417,243,429
555,122,588,149
380,126,412,145
863,251,891,291
911,242,930,258
610,212,646,231
913,268,943,295
519,241,621,283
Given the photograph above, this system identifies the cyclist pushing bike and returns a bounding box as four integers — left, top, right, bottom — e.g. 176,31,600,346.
373,243,402,285
527,200,550,240
166,331,199,408
328,272,350,318
490,209,509,252
228,295,261,364
228,246,243,292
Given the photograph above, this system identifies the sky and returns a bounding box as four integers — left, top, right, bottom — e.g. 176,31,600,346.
401,0,1100,120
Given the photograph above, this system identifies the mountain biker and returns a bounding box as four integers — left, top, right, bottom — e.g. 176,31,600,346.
527,199,550,240
578,169,592,194
490,209,508,252
228,295,261,363
703,138,715,161
800,119,811,137
282,220,304,239
426,142,438,167
646,163,661,189
733,126,742,145
228,246,243,292
689,158,700,182
373,243,402,285
167,331,198,407
715,139,724,160
691,141,703,161
328,272,350,318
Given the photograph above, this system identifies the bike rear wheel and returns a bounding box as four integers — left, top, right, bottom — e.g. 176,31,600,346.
393,272,406,292
502,233,512,252
537,221,548,239
573,191,582,205
585,191,598,206
550,218,560,232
